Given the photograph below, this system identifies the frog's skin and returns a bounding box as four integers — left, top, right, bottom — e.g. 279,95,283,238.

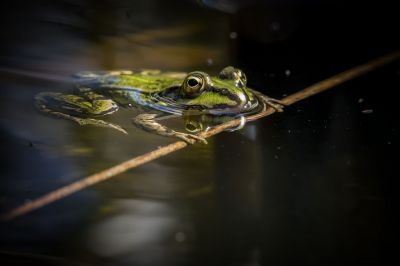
35,66,284,144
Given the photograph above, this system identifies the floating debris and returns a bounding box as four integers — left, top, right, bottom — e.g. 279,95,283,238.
285,69,291,76
206,58,213,65
362,109,374,114
358,98,364,103
229,32,238,39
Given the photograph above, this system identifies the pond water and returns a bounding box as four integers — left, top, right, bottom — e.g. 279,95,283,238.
0,1,397,265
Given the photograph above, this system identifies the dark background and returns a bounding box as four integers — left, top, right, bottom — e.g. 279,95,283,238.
0,0,398,265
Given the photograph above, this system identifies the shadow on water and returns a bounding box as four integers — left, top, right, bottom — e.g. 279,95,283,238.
0,0,398,265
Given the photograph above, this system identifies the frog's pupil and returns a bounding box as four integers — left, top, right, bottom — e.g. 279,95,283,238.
188,78,198,87
186,123,197,131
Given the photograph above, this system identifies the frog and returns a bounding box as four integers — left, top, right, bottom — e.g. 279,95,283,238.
35,66,284,144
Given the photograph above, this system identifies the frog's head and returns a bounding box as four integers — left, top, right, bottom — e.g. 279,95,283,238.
177,66,258,115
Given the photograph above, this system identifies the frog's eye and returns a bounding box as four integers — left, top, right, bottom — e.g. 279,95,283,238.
219,66,247,88
182,75,205,97
187,77,202,90
187,77,200,88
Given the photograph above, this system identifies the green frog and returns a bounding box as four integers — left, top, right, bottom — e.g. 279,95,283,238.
35,66,284,144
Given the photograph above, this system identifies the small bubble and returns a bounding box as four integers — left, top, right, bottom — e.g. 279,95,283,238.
358,98,364,103
270,22,281,32
276,146,281,150
288,129,291,134
229,32,238,39
362,109,374,114
175,232,186,243
285,69,291,76
274,155,279,159
206,58,213,65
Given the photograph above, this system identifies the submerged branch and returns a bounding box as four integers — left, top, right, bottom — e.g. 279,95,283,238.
2,51,400,221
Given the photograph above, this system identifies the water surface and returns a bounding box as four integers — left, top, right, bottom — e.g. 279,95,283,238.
0,1,397,265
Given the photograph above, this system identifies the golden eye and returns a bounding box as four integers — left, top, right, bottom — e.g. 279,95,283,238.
187,77,202,89
183,75,204,97
181,71,211,98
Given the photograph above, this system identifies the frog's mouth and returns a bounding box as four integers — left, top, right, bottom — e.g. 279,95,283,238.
149,86,261,116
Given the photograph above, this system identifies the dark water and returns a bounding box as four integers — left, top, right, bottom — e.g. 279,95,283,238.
0,1,398,265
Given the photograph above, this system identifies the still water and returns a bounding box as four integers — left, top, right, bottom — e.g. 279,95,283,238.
0,1,396,265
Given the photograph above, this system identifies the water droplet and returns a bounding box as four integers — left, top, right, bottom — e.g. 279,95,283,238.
362,109,373,114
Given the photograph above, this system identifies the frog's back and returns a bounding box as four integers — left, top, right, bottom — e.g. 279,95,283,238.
75,70,186,93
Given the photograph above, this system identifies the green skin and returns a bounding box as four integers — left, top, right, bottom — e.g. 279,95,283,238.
35,66,284,144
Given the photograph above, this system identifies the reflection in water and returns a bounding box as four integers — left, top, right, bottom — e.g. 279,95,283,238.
86,199,193,265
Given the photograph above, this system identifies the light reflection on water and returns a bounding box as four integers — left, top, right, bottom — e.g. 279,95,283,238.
85,199,193,264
